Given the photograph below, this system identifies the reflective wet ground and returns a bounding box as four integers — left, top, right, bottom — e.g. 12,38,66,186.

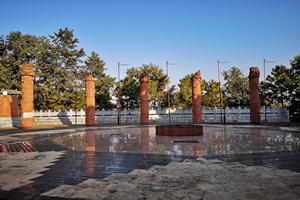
50,126,300,157
0,124,300,198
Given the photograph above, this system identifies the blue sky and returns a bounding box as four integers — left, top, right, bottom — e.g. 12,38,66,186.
1,0,300,88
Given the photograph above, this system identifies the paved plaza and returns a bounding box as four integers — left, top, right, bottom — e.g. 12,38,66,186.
0,123,299,199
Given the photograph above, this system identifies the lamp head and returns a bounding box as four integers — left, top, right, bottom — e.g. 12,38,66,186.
3,90,7,96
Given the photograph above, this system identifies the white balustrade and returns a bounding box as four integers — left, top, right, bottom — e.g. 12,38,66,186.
29,106,290,125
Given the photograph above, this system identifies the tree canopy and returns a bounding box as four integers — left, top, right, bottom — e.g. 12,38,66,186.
119,63,168,109
222,66,249,107
1,28,299,121
177,73,194,108
0,28,115,110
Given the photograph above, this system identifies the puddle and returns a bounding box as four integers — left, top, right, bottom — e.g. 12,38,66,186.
1,126,299,156
49,126,300,157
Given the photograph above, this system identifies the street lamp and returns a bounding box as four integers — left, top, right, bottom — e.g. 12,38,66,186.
263,59,275,123
166,61,176,123
75,64,78,126
224,93,231,124
118,62,128,125
217,60,229,123
3,90,7,96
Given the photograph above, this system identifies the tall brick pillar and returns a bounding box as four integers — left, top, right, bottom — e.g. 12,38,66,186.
85,72,95,126
20,63,35,129
192,70,202,124
249,67,261,124
140,73,149,124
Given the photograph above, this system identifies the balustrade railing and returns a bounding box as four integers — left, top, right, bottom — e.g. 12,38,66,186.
33,106,289,119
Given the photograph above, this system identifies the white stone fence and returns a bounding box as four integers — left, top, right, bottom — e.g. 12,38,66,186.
30,106,289,125
0,106,290,127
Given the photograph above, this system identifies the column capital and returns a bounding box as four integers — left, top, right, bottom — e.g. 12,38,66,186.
20,63,35,76
249,67,260,78
85,72,95,82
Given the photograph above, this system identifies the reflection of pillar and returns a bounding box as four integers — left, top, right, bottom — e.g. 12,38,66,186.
141,127,150,154
20,63,35,129
249,67,261,124
192,70,202,124
194,143,203,156
140,73,149,124
85,130,95,177
251,128,263,153
85,72,95,126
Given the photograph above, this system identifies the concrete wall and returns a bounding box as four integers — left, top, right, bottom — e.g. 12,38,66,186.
0,117,21,128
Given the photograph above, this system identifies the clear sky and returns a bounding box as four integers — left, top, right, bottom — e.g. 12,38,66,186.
1,0,300,88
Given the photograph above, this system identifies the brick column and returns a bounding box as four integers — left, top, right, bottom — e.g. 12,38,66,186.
140,73,149,124
249,67,261,124
20,63,35,129
0,95,12,117
192,70,202,124
85,72,95,126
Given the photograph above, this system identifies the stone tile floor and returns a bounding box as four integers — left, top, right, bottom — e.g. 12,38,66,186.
0,123,299,199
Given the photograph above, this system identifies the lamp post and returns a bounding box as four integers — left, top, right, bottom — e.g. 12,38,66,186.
217,60,228,123
75,63,78,126
224,93,231,124
118,62,128,125
263,59,275,123
166,61,176,123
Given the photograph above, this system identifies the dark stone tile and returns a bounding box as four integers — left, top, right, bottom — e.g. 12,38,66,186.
9,151,195,196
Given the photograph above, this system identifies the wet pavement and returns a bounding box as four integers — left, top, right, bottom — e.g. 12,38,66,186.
0,124,299,199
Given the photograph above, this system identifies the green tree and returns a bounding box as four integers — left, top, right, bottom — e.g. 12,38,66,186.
120,63,168,109
49,28,85,94
161,85,181,108
0,31,40,90
290,55,300,105
47,28,85,110
83,51,116,109
120,75,140,109
177,73,194,108
201,79,222,107
222,66,249,107
33,36,57,110
265,65,292,106
0,29,88,110
289,54,300,121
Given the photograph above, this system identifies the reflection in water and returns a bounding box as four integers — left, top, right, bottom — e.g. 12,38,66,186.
85,130,95,177
51,126,300,157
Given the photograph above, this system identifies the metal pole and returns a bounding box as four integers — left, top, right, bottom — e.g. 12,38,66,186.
166,61,170,123
223,95,226,124
75,63,77,126
218,60,222,123
118,62,120,125
263,59,275,123
264,59,266,123
217,60,229,124
117,62,128,125
166,61,176,123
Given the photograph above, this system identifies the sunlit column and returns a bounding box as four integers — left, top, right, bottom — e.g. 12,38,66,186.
192,70,202,124
20,63,35,129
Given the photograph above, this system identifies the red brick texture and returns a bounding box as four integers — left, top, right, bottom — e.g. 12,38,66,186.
192,70,202,124
85,72,95,126
20,63,35,129
249,67,261,124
